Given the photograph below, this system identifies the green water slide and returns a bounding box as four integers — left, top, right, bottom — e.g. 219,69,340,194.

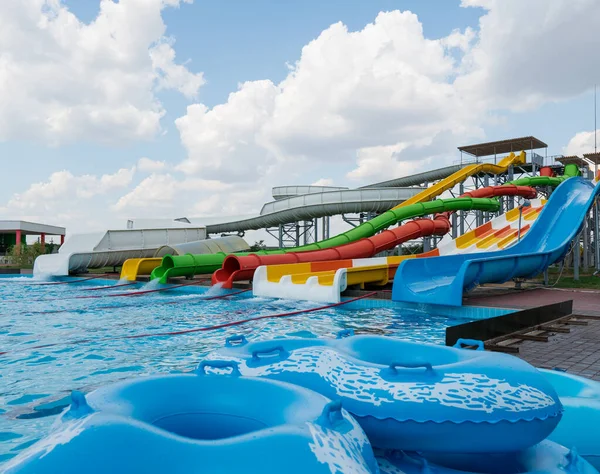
151,173,572,283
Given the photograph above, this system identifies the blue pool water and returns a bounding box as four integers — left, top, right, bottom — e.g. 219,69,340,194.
0,276,471,463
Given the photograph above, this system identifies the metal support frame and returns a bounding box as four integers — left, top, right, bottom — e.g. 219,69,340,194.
322,216,330,240
595,199,600,273
459,182,465,235
583,216,589,273
507,165,514,210
268,219,319,248
451,213,458,239
574,232,581,281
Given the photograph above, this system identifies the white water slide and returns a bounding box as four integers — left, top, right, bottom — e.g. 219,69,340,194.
33,226,207,277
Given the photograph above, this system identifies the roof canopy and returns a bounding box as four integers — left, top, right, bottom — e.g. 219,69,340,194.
0,220,65,235
556,155,589,167
458,136,548,157
583,152,600,165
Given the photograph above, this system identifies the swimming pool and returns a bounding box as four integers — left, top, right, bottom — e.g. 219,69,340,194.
1,276,472,463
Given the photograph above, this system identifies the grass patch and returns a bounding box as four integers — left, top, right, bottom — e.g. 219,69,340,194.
535,267,600,289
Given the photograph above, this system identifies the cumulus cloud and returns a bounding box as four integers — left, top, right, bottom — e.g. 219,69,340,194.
113,173,236,213
176,80,279,182
0,0,203,144
138,157,167,172
6,2,600,238
312,178,334,186
173,2,600,200
457,0,600,110
174,11,481,196
563,129,599,157
0,167,136,232
5,168,135,211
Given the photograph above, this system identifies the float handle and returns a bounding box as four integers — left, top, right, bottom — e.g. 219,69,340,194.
225,334,248,347
453,338,484,351
196,360,241,376
336,329,354,339
252,346,287,360
389,362,434,374
318,400,345,428
65,390,94,419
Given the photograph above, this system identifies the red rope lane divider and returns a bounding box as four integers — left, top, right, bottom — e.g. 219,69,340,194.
75,279,212,299
5,279,212,304
32,275,110,286
0,290,373,356
79,282,139,291
163,288,252,304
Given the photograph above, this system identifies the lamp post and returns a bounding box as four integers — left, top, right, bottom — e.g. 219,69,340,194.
517,199,531,242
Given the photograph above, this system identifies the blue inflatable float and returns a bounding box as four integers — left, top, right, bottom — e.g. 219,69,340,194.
377,440,598,474
212,333,563,452
540,369,600,469
5,362,378,474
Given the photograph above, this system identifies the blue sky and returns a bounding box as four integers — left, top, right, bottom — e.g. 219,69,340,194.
0,0,599,238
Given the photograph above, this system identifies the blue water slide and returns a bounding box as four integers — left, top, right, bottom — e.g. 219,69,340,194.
392,177,600,306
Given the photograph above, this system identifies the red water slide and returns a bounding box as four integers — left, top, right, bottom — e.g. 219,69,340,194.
212,185,537,288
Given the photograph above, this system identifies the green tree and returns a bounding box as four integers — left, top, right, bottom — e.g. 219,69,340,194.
249,240,267,252
8,241,48,267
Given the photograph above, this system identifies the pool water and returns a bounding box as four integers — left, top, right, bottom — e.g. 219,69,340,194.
0,276,465,463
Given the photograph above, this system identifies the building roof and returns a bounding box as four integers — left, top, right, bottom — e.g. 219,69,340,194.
458,136,548,157
583,152,600,165
556,155,589,167
0,220,65,235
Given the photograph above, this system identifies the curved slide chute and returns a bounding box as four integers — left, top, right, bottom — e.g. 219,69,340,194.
390,152,526,209
149,153,526,283
213,184,537,289
392,177,600,306
120,236,249,281
252,198,546,303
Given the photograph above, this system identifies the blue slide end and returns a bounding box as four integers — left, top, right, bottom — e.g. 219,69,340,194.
392,178,600,306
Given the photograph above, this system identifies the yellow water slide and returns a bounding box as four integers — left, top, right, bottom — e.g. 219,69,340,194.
120,258,162,282
392,152,526,209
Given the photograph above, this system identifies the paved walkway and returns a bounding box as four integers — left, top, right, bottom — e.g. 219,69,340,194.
508,318,600,381
465,287,600,380
466,287,600,316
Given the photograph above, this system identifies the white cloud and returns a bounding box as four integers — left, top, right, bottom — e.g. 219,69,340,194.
312,178,334,186
263,12,475,164
138,157,167,172
176,80,279,182
113,173,178,211
174,10,482,199
113,173,237,214
150,40,205,98
0,167,136,232
457,0,600,110
0,0,203,144
7,2,600,238
6,168,136,211
563,129,599,157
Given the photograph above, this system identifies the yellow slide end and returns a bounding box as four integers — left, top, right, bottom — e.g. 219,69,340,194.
120,258,163,281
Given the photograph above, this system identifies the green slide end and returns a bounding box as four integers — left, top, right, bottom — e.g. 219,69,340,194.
563,163,582,177
151,196,500,283
509,176,566,187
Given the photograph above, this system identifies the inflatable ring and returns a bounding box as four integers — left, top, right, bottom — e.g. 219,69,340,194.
5,360,378,474
211,333,562,452
541,369,600,469
377,440,598,473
